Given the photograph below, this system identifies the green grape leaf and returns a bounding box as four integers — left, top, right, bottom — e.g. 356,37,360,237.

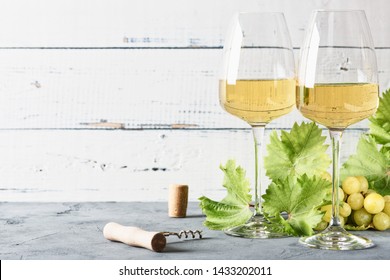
199,160,252,230
262,175,330,236
198,197,252,230
344,224,373,231
264,122,331,182
369,89,390,146
341,135,390,195
219,160,252,205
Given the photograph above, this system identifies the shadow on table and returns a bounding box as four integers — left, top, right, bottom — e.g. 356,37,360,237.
182,214,205,218
164,237,213,253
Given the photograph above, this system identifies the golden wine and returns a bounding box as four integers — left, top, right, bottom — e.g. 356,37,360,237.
297,83,379,129
219,79,296,125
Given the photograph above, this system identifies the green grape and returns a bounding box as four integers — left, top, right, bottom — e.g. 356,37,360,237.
356,176,369,194
353,208,373,226
339,216,346,227
339,187,345,202
364,189,377,197
326,187,345,201
339,202,351,217
373,212,390,231
320,204,345,223
347,193,364,210
321,172,332,182
322,209,332,223
364,193,385,214
314,220,328,231
347,212,356,225
342,177,361,195
320,204,332,223
321,204,331,212
384,195,390,203
383,202,390,217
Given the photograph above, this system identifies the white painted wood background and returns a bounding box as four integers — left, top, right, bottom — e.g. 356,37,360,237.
0,0,389,202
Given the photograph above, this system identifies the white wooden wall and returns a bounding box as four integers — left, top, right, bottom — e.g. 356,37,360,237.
0,0,389,202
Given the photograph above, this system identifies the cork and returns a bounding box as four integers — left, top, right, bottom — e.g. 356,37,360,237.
168,184,188,218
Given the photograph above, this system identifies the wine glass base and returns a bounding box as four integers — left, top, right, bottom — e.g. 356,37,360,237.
224,215,289,239
299,225,375,250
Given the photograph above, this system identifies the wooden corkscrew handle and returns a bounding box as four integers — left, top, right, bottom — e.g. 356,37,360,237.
103,222,167,252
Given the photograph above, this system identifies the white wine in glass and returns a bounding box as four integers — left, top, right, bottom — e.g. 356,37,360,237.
299,83,378,129
219,12,295,238
297,10,379,250
220,79,296,124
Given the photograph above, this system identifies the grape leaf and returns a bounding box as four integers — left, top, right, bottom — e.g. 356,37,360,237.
344,224,373,231
199,160,253,230
219,159,252,205
264,122,331,182
262,175,330,236
341,135,390,195
369,88,390,146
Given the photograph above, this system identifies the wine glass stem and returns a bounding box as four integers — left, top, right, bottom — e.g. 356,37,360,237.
252,125,265,216
329,129,343,227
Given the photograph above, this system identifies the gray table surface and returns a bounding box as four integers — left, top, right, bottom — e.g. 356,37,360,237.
1,202,389,260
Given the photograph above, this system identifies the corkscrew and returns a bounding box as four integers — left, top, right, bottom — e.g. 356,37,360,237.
103,222,203,252
162,229,203,239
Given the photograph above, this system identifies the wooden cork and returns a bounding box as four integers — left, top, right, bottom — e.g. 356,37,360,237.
168,184,188,217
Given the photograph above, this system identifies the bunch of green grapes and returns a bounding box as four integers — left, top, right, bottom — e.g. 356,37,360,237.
316,175,390,231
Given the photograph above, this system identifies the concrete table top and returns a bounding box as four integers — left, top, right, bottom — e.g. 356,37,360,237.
1,202,389,260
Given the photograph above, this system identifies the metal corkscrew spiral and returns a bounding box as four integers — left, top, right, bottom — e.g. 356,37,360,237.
162,230,203,239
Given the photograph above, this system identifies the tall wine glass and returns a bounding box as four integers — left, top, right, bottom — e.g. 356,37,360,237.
297,10,379,250
219,12,295,238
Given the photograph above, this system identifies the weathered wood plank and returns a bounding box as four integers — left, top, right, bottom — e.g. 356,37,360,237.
0,49,388,129
0,0,388,203
0,0,388,48
0,129,369,202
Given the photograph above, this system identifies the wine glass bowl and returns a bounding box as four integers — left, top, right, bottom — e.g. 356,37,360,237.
219,12,295,238
297,10,379,250
220,79,296,126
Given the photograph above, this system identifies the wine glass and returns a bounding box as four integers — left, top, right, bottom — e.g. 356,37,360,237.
297,10,379,250
219,12,295,238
